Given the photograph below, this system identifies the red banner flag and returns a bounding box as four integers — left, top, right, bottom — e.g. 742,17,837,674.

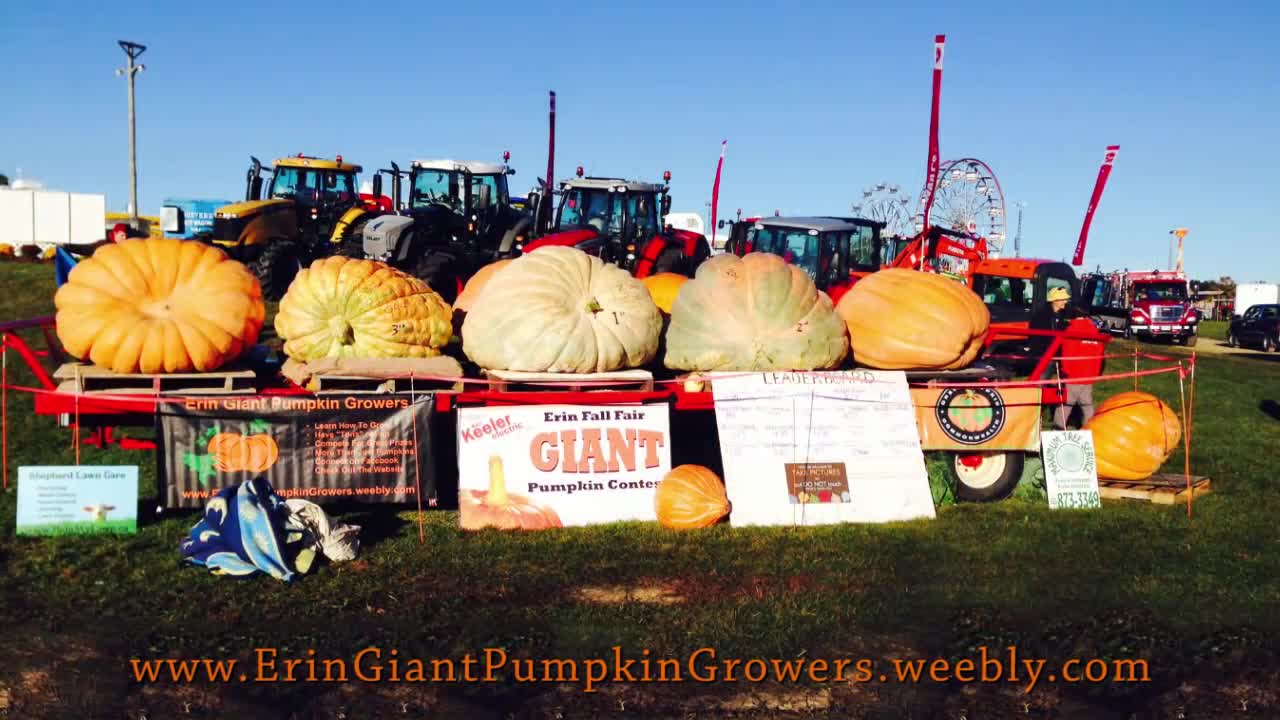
1072,144,1120,266
710,140,726,245
541,91,556,233
920,34,946,240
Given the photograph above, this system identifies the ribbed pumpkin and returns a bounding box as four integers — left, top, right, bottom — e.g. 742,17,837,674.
1084,391,1182,480
54,238,264,374
460,456,563,531
655,465,730,529
274,256,452,361
641,272,688,315
664,252,848,371
207,433,280,473
0,243,13,257
835,269,989,370
462,246,662,373
454,258,513,313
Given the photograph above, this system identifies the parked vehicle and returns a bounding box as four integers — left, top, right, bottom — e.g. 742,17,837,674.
722,215,886,303
521,168,711,278
207,154,382,298
359,156,533,301
1080,270,1199,346
1233,282,1280,317
1228,304,1280,351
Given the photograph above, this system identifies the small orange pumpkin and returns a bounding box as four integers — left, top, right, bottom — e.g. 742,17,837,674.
455,259,514,313
1084,391,1182,480
460,456,563,531
654,464,730,529
206,432,280,473
640,273,688,315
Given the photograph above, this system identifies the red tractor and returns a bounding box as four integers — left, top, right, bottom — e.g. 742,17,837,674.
519,168,711,278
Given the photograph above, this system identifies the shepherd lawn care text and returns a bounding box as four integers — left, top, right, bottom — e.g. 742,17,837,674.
130,646,1148,695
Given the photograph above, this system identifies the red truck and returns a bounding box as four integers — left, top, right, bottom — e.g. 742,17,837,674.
1080,269,1199,346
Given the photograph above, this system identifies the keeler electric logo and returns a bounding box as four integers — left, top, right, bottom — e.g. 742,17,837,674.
934,388,1007,445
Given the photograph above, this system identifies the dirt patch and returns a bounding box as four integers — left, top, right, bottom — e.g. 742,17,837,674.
575,581,685,605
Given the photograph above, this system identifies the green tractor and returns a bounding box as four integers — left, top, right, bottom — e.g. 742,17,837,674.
209,154,385,298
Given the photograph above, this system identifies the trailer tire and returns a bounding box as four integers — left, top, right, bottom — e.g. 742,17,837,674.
949,451,1024,502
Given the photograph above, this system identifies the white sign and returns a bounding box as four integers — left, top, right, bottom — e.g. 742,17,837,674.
711,371,935,526
16,466,138,536
1041,430,1102,509
456,404,671,529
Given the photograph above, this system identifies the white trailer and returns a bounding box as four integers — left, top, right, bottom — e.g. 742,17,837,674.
1234,283,1280,315
0,189,107,248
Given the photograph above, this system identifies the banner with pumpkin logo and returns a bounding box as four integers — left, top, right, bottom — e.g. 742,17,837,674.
911,387,1041,451
158,395,434,508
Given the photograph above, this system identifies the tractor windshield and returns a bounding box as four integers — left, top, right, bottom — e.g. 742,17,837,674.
468,174,509,210
626,192,660,241
751,227,822,278
1135,282,1187,302
411,170,462,210
558,188,623,235
270,168,356,207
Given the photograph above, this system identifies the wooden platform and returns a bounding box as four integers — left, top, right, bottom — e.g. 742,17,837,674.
483,369,654,393
53,362,255,395
281,357,464,395
308,373,462,394
1099,473,1211,505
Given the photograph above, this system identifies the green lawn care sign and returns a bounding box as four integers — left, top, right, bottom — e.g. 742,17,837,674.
16,466,138,536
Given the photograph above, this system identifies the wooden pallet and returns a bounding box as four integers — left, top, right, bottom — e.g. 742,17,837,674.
281,356,464,395
53,362,255,395
483,369,654,392
308,373,462,394
1099,473,1211,505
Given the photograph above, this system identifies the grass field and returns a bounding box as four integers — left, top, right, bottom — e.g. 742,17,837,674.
2,261,1279,718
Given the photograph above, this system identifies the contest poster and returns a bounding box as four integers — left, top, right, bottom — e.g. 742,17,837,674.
455,404,671,529
16,466,138,536
710,371,935,527
158,394,434,509
911,387,1042,451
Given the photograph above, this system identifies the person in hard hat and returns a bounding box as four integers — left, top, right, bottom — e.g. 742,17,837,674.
1032,286,1096,430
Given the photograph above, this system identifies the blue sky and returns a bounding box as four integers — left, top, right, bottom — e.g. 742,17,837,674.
2,0,1276,281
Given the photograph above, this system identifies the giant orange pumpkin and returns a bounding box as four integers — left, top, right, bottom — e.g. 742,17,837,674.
664,253,848,371
1084,391,1182,480
207,433,280,473
460,456,563,531
454,259,513,313
835,269,989,370
640,273,688,315
54,238,265,374
654,465,730,529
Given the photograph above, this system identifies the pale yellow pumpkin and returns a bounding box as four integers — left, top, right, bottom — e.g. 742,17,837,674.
664,252,848,371
835,269,989,370
54,238,264,373
462,246,662,372
274,256,452,361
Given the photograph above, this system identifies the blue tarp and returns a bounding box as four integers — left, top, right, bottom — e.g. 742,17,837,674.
179,478,304,582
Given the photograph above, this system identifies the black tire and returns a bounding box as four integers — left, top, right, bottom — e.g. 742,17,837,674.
652,246,685,275
949,451,1024,502
413,253,461,304
1123,324,1133,340
338,216,373,258
1184,334,1198,348
252,241,304,301
1265,335,1278,353
1227,332,1238,348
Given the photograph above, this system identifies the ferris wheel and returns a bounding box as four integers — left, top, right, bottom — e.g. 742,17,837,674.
912,158,1008,254
852,182,915,238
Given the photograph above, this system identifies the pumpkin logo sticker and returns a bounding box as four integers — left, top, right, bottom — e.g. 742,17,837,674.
934,388,1007,445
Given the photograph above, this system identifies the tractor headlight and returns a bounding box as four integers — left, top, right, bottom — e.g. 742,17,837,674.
626,253,636,261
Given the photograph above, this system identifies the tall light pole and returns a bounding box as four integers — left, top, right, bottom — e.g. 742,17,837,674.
1170,228,1188,273
1013,201,1026,257
116,40,146,225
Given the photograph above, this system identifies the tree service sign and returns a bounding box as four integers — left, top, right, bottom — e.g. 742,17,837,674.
455,404,671,529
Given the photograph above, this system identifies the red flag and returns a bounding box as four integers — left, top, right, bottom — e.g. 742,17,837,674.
920,34,946,240
710,140,726,245
1072,145,1120,266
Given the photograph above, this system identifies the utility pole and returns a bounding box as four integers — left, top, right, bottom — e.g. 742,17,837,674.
116,40,147,225
1013,201,1026,258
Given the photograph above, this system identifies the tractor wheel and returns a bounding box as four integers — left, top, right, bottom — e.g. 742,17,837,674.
413,253,462,304
252,241,304,301
652,246,693,277
949,451,1024,503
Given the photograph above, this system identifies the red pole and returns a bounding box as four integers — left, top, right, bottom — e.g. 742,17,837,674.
1072,145,1120,266
710,140,726,247
2,334,8,490
919,34,946,236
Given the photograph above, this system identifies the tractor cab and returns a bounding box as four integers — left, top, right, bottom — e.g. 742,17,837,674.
725,216,886,302
357,155,533,302
971,258,1080,327
210,154,374,299
520,168,710,278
